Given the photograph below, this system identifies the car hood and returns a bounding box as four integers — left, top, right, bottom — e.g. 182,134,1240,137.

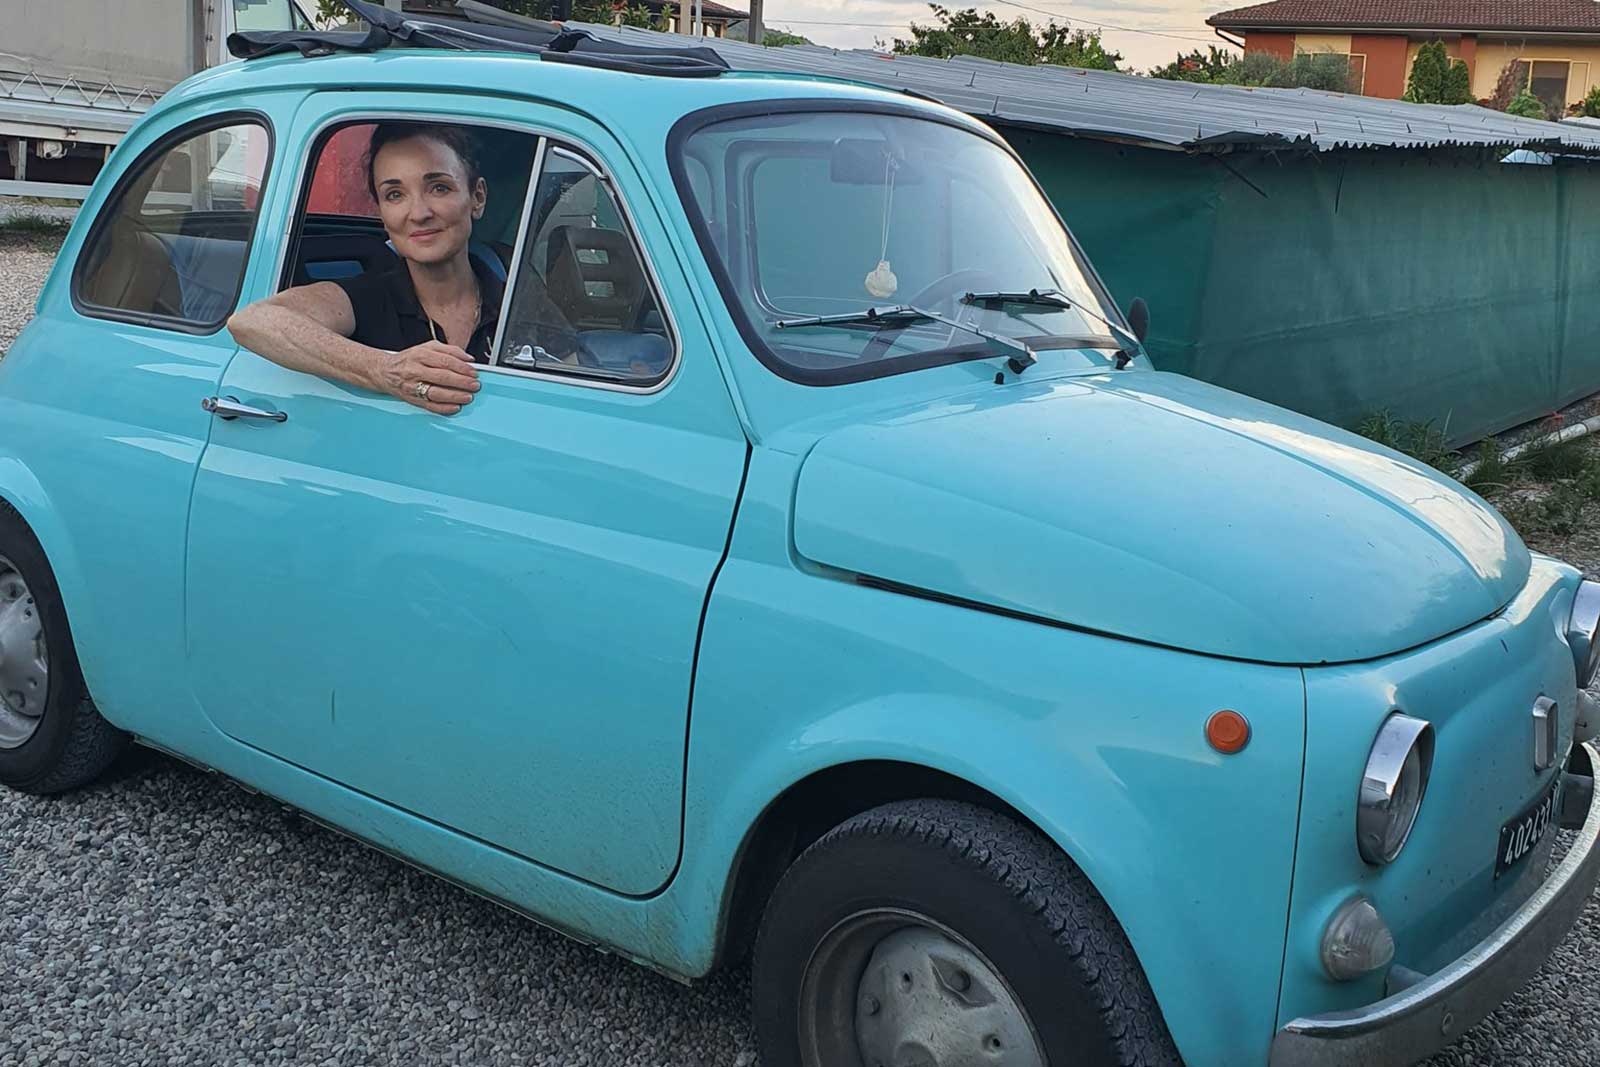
792,371,1529,664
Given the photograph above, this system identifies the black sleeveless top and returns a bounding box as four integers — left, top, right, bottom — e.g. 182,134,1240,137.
334,256,505,364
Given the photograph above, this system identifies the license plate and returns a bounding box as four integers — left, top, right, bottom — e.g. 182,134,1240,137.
1495,775,1562,879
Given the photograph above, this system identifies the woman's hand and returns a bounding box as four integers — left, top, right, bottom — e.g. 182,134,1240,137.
374,341,482,415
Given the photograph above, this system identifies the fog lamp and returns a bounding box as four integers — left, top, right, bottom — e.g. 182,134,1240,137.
1321,895,1395,982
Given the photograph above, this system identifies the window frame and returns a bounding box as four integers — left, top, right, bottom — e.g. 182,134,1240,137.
667,98,1130,388
272,111,682,395
1526,59,1573,114
71,110,276,336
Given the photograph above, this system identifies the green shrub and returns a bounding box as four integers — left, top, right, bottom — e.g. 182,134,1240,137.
1507,90,1550,119
1583,85,1600,119
1356,410,1457,471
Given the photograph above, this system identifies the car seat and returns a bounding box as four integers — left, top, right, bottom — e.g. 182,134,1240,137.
79,163,183,318
544,225,648,330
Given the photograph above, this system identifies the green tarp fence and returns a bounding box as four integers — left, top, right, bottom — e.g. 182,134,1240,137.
1006,129,1600,447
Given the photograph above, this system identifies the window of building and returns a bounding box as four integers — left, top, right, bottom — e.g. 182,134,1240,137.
75,119,271,331
1347,54,1367,94
1522,60,1572,117
232,0,312,32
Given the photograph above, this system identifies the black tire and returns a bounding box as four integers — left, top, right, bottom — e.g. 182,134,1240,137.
752,798,1181,1067
0,503,126,794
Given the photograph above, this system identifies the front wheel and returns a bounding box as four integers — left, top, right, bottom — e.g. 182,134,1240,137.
752,799,1180,1067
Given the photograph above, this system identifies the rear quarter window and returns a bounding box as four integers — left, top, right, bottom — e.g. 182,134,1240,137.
73,117,272,334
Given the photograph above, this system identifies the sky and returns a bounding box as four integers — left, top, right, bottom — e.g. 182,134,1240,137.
753,0,1238,72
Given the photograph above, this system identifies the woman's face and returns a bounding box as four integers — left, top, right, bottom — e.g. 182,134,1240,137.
371,135,486,266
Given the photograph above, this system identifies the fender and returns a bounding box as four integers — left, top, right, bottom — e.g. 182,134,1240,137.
662,448,1310,1067
0,450,98,679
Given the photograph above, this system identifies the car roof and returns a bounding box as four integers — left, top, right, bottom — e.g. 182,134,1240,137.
155,49,987,149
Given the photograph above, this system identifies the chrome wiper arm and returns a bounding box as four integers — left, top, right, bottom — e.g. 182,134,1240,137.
775,304,1038,372
963,287,1143,369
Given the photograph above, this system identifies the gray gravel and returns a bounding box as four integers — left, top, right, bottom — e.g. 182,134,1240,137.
2,234,1600,1066
0,233,62,355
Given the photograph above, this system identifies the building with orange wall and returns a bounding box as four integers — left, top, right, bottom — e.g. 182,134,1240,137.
1207,0,1600,113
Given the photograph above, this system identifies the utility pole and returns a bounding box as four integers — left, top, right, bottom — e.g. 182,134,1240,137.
747,0,763,46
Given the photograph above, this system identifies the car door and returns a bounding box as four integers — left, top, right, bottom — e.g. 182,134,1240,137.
183,93,748,897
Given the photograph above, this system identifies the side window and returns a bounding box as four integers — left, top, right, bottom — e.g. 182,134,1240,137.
75,120,271,330
496,147,673,386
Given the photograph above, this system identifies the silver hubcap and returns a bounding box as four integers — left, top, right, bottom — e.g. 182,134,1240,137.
800,909,1046,1067
0,555,48,749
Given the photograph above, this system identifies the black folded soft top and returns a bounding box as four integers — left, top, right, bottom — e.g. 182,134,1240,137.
227,0,730,77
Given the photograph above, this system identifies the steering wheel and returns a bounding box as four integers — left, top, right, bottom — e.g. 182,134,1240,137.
906,268,1001,311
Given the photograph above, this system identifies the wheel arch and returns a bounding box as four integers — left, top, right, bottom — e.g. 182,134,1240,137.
712,757,1110,971
0,469,91,665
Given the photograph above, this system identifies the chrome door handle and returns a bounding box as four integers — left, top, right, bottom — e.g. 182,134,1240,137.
201,395,287,422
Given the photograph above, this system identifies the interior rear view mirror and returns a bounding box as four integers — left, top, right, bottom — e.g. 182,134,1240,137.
830,138,925,185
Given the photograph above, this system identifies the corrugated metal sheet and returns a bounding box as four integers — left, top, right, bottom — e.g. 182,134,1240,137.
572,21,1600,156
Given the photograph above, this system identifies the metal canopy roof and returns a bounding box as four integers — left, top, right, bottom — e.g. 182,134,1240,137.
568,20,1600,157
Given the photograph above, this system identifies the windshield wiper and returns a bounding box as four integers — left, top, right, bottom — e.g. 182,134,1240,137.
775,304,1038,373
963,288,1143,369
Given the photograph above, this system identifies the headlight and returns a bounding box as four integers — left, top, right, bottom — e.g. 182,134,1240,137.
1357,713,1435,865
1567,580,1600,689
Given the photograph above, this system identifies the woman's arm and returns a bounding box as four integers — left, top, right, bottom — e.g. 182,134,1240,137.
227,283,480,415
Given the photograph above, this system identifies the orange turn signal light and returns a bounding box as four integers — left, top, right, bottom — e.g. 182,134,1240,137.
1206,709,1251,754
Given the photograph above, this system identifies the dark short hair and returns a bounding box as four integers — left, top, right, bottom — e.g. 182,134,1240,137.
364,122,482,200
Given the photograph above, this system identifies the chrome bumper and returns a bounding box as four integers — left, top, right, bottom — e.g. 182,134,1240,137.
1270,741,1600,1067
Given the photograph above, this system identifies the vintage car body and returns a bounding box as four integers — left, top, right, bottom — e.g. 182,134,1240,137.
1,16,1597,1067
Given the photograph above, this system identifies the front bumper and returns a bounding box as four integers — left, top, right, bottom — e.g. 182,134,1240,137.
1270,742,1600,1067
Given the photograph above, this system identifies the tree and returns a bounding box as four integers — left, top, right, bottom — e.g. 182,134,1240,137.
1582,85,1600,119
762,28,811,47
1147,47,1350,93
893,6,1122,70
1488,59,1526,111
1402,41,1473,104
1147,46,1237,83
1507,89,1550,120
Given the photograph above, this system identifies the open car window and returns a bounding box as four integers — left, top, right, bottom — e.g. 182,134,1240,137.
280,120,535,301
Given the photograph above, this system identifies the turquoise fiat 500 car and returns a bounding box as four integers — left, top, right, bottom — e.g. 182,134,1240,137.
2,7,1599,1065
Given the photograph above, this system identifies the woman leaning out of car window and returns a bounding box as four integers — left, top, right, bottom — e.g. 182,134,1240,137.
228,122,497,416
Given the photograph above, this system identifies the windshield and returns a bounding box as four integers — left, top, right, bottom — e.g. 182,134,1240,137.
675,108,1125,384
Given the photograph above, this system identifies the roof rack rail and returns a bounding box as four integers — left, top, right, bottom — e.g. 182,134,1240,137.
227,0,730,78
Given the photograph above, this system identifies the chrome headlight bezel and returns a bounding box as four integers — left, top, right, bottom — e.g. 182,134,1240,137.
1357,713,1435,866
1567,580,1600,690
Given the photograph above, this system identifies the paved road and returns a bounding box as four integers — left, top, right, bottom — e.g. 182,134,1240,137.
3,235,1600,1066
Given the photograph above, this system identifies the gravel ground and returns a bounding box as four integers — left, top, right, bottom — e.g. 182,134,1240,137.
3,232,1600,1066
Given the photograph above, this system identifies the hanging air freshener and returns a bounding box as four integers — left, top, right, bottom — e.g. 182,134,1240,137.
865,260,898,298
865,150,899,299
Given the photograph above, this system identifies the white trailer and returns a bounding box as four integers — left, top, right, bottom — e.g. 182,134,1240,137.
0,0,312,199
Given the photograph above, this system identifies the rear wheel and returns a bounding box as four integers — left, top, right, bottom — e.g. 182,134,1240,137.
752,799,1180,1067
0,506,126,794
